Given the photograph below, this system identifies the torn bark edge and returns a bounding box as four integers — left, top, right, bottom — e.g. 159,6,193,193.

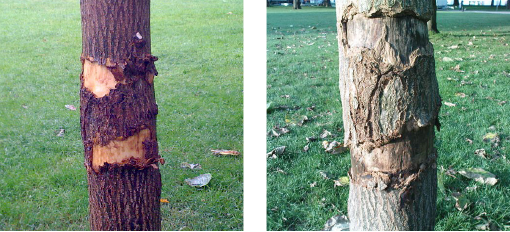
339,2,432,23
348,154,436,190
80,54,157,86
85,141,164,174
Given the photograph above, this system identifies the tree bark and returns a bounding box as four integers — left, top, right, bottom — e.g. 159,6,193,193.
491,0,495,7
453,0,459,6
428,0,440,33
336,0,441,230
293,0,301,9
80,0,162,230
323,0,332,7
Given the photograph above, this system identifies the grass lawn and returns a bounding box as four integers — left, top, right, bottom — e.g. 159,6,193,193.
0,0,243,230
267,6,510,231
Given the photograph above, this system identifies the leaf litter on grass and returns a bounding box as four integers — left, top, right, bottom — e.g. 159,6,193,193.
211,149,240,156
458,168,498,186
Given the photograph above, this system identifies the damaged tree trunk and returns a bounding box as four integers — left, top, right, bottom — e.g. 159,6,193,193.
80,0,162,230
336,0,441,230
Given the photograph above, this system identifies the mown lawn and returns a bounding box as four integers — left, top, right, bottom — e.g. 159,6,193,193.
0,0,243,230
267,6,510,231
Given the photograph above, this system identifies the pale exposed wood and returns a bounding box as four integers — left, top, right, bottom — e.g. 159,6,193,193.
92,129,150,171
82,59,118,98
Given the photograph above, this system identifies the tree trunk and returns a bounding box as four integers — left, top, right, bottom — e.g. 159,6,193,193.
491,0,495,6
293,0,301,9
80,0,162,230
336,0,441,230
323,0,332,7
453,0,459,6
428,0,440,33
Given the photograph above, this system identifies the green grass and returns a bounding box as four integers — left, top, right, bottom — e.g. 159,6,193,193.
267,6,510,231
462,5,510,11
0,0,243,230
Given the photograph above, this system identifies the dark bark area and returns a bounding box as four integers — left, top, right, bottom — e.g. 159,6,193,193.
428,0,440,33
88,167,162,230
337,1,441,230
80,0,161,230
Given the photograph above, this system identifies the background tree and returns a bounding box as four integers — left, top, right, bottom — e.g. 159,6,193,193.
428,0,440,33
322,0,332,7
491,0,495,6
80,0,162,230
336,0,441,230
454,0,459,6
293,0,301,9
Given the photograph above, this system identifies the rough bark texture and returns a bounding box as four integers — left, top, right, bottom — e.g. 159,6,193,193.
428,0,439,33
336,1,441,230
80,0,161,230
293,0,301,9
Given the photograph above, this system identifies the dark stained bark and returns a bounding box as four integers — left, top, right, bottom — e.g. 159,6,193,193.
428,0,440,33
293,0,301,9
336,1,441,230
80,0,162,230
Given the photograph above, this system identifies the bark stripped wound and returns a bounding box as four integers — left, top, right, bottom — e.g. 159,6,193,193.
337,1,441,230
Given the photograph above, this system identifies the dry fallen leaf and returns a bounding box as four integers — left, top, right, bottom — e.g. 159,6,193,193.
455,92,467,98
451,192,470,211
320,130,333,139
160,198,169,203
211,149,240,156
270,126,290,137
267,146,286,159
452,64,465,73
65,104,77,111
56,129,65,137
303,144,310,152
323,214,350,231
444,102,456,107
458,168,498,186
334,176,350,188
443,57,454,62
310,181,317,188
474,149,487,159
322,141,348,154
185,173,212,187
180,162,202,170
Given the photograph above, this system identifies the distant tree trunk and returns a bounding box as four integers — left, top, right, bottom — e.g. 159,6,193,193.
323,0,332,7
293,0,301,9
491,0,495,6
507,1,510,9
267,0,270,7
453,0,459,6
336,0,441,230
80,0,162,230
428,0,440,33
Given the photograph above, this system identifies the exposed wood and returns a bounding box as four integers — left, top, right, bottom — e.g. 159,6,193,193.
336,0,441,230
